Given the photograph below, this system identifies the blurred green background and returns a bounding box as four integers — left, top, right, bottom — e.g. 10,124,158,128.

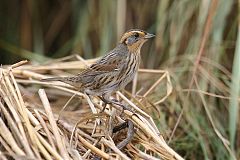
0,0,239,159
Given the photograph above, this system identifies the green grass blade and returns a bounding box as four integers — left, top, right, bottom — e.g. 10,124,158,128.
229,22,240,157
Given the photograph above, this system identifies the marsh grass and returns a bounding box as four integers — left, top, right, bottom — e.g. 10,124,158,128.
0,0,239,159
0,58,181,159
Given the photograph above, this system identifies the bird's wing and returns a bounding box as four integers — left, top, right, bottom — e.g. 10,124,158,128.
89,63,119,72
41,50,126,89
89,50,126,72
74,50,126,85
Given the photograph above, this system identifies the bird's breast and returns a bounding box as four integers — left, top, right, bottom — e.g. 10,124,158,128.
117,53,141,87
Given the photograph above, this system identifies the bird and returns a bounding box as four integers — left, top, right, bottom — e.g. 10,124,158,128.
42,29,155,110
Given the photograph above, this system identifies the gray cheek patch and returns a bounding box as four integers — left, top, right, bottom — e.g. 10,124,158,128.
126,36,137,45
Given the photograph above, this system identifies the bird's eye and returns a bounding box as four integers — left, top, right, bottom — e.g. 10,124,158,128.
134,33,139,38
125,33,140,45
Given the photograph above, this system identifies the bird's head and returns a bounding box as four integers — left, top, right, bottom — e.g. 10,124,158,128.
120,29,155,53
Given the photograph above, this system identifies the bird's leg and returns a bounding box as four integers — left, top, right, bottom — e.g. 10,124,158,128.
110,99,129,114
99,95,130,113
98,96,109,113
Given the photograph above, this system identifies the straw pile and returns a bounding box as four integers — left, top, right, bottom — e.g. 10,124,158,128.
0,56,183,160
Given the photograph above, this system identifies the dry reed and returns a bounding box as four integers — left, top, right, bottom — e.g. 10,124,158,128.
0,57,183,160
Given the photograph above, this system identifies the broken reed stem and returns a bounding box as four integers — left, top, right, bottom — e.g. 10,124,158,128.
101,137,131,160
34,110,57,150
143,72,166,97
123,110,184,160
0,58,181,160
77,135,110,159
38,89,69,160
0,118,25,156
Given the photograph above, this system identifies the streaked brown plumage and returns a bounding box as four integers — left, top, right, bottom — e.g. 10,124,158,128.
43,29,154,106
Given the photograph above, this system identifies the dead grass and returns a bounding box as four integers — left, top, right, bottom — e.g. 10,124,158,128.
0,57,182,160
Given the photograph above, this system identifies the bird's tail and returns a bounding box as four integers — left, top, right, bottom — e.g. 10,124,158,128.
41,77,82,88
41,77,65,82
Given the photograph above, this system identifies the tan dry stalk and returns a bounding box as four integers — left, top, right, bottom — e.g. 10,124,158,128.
0,58,183,160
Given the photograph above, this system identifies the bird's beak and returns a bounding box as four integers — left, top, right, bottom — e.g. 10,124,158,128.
144,33,155,39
